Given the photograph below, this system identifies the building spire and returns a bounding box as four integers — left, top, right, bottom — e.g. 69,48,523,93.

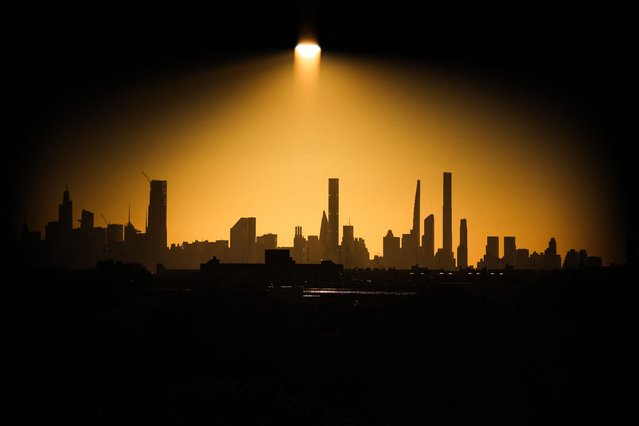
412,179,420,241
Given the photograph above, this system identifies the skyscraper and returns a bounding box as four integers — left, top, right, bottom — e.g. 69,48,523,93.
543,237,561,269
435,172,455,270
400,179,421,267
292,226,306,263
504,236,516,268
457,219,468,269
443,172,452,254
319,210,330,260
80,209,94,232
422,214,435,267
484,236,500,269
230,217,256,263
328,178,339,260
58,184,72,232
147,180,167,250
412,179,420,247
383,230,400,268
342,224,354,268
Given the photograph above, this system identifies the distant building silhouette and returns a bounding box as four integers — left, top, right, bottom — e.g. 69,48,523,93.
457,219,468,269
319,210,330,260
306,235,321,264
45,186,74,245
443,172,452,255
563,248,601,269
292,226,306,263
398,180,421,267
342,224,354,268
544,238,561,269
479,236,501,269
255,233,278,262
504,236,516,268
147,180,167,251
59,184,73,233
408,180,421,265
383,230,400,268
352,237,370,268
328,178,339,261
563,249,580,269
435,172,455,270
230,217,256,263
124,205,142,243
80,209,94,232
166,239,229,269
257,233,277,250
421,214,434,268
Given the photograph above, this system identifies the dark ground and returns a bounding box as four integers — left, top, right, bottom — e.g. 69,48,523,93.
8,263,634,425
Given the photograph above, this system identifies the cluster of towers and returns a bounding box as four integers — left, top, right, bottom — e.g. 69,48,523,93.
290,178,370,268
20,173,603,272
383,172,465,270
20,179,168,271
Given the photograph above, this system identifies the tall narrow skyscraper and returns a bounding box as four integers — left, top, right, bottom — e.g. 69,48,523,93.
422,214,435,267
402,179,421,266
412,179,420,245
411,179,420,243
434,172,456,270
147,179,167,250
58,184,72,232
328,178,339,260
457,219,468,269
443,172,452,254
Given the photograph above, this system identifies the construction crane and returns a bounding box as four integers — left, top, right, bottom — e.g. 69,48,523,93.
141,170,151,183
101,214,110,226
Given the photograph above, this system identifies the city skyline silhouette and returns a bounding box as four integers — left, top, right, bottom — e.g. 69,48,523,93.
7,4,636,425
18,172,605,272
7,45,632,267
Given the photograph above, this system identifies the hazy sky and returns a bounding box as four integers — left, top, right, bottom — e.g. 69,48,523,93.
16,52,625,265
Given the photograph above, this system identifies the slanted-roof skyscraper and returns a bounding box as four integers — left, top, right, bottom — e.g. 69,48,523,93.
230,217,256,263
402,179,422,267
412,179,420,245
147,180,167,250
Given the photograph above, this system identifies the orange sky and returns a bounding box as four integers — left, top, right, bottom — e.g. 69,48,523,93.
20,52,625,265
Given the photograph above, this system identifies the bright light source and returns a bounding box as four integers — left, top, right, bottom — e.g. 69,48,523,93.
295,42,321,58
